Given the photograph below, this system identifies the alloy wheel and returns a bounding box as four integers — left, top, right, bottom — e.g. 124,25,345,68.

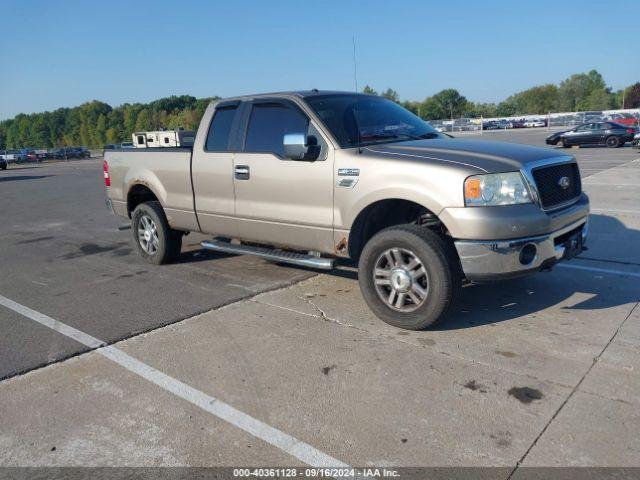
373,248,430,312
137,214,159,255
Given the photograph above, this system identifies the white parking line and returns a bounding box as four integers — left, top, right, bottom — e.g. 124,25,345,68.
0,294,351,470
590,208,640,215
559,263,640,278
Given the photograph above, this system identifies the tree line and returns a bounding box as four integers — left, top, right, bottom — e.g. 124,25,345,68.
366,70,639,121
0,95,217,150
1,70,638,149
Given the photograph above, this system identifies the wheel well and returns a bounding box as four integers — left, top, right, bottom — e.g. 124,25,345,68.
127,184,158,217
348,199,447,259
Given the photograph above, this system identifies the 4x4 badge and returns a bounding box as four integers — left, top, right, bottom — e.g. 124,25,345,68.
338,168,360,176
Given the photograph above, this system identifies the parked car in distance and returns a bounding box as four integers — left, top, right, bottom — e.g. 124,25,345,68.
482,120,500,130
75,146,91,158
49,147,67,159
51,146,91,159
120,142,134,149
0,150,19,163
24,149,49,162
546,122,637,148
524,119,546,128
606,112,639,127
104,90,589,330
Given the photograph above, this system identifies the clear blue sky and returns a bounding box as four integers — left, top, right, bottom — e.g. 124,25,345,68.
1,0,638,120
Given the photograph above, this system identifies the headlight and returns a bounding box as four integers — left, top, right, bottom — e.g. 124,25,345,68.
464,172,532,206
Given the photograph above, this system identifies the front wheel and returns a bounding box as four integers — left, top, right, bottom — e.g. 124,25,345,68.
131,201,182,265
358,224,461,330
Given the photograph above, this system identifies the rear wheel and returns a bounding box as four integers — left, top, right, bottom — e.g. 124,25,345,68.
131,201,182,265
358,224,461,330
606,136,620,148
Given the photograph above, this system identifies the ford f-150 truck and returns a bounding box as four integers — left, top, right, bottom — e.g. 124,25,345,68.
104,91,589,330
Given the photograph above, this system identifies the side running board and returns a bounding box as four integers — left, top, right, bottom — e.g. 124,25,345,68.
200,240,335,270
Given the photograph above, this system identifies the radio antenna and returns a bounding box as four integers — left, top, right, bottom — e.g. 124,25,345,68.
352,36,358,92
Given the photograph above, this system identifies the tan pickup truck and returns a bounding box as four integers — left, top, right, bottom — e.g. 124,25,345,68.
104,91,589,330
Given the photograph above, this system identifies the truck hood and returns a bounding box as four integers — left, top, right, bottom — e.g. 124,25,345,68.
364,138,567,173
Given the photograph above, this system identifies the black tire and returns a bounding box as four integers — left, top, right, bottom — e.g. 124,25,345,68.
557,138,569,148
0,163,6,170
358,224,461,330
605,136,620,148
131,201,182,265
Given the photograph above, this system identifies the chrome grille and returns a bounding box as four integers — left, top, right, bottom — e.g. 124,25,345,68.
532,162,581,209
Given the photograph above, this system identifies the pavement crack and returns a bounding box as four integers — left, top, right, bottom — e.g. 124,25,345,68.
507,300,640,479
252,292,575,390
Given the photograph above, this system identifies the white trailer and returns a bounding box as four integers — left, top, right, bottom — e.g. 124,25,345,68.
132,129,196,148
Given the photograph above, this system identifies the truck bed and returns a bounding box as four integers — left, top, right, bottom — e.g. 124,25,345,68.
105,147,198,231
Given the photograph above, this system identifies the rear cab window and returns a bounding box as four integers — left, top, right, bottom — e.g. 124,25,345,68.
205,104,239,152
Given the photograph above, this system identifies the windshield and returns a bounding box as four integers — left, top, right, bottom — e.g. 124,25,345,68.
305,94,442,148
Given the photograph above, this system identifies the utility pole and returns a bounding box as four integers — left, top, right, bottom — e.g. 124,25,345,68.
547,111,550,132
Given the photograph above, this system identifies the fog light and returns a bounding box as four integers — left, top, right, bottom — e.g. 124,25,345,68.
519,243,537,265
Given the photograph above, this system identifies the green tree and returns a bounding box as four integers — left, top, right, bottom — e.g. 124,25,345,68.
584,88,615,110
362,85,377,95
503,84,559,114
381,88,400,103
469,102,498,118
622,82,640,108
558,70,608,111
421,89,469,120
134,109,153,131
496,101,517,117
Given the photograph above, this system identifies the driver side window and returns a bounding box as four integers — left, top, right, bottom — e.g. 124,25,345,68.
244,103,309,157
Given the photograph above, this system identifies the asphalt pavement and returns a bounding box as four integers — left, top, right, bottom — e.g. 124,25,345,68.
0,137,639,472
0,161,313,379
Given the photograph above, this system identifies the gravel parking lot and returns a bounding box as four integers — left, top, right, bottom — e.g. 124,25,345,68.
0,136,639,475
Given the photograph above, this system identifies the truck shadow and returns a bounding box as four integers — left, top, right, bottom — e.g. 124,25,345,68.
436,213,640,330
316,214,640,331
183,214,637,331
0,175,53,182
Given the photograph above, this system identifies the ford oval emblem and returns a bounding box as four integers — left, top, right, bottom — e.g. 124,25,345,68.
558,176,571,189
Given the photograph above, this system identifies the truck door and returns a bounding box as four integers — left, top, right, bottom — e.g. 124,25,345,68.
191,101,243,237
232,99,334,253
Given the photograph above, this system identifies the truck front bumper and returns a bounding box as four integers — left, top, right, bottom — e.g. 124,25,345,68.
454,217,588,282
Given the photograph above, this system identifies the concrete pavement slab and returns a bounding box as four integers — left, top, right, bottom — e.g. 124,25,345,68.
255,268,638,387
578,305,640,406
581,160,640,264
112,299,572,467
0,353,296,466
521,391,640,467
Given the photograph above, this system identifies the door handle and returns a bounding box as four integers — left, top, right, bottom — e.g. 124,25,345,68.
235,165,250,180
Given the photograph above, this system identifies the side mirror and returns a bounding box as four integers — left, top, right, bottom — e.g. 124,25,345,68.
283,133,320,160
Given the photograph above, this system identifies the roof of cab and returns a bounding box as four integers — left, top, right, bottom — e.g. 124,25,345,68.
215,90,367,103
